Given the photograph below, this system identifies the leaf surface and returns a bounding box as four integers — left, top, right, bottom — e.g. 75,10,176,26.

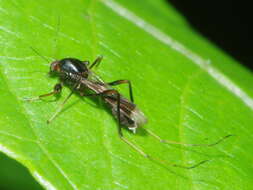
0,0,252,189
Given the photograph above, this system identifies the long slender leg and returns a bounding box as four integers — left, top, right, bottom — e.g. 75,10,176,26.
119,136,209,169
118,125,208,169
47,90,74,124
85,90,148,157
89,55,103,69
107,80,134,103
84,90,208,169
24,83,62,101
107,91,208,169
145,128,233,147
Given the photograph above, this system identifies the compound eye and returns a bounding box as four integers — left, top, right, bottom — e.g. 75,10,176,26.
50,61,60,72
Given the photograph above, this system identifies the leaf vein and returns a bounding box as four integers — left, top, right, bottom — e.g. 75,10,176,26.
102,0,253,111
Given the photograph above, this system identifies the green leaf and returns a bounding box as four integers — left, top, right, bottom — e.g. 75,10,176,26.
0,0,252,189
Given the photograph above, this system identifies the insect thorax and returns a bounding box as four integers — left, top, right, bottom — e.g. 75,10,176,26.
60,72,83,86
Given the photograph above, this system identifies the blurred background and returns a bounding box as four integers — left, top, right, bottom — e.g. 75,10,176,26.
168,0,253,70
0,152,43,190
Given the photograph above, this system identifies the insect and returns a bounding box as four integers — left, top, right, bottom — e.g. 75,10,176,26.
26,49,232,169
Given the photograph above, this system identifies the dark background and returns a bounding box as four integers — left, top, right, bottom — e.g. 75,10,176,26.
168,0,252,70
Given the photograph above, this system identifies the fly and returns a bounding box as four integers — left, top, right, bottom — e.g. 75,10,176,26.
26,49,233,169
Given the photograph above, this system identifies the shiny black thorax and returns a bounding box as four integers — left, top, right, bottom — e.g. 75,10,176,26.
59,58,88,74
58,58,89,86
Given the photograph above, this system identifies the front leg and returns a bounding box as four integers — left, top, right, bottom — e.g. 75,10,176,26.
24,83,62,101
47,83,80,124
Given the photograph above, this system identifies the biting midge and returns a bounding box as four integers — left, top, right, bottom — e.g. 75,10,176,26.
26,50,233,169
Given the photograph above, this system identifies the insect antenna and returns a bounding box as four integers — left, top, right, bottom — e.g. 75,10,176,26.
30,16,61,64
30,46,51,63
52,16,61,60
145,128,234,147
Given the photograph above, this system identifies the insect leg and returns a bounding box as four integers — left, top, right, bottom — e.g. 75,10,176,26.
145,128,233,147
47,90,74,124
120,136,209,169
89,55,103,69
107,80,134,103
24,83,62,101
109,90,207,169
85,90,207,169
